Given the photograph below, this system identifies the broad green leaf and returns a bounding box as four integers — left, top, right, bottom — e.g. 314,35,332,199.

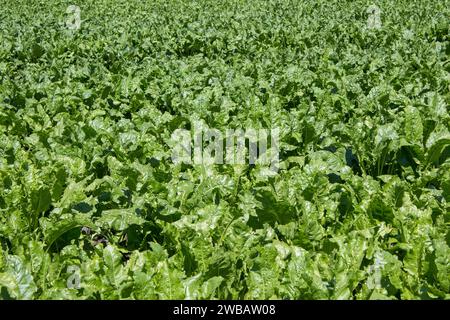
96,209,145,231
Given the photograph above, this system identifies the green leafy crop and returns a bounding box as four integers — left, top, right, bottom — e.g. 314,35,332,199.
0,0,449,299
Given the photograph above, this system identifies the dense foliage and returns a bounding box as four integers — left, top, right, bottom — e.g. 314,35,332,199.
0,0,449,299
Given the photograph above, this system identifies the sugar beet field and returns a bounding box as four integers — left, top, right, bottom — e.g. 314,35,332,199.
0,0,449,300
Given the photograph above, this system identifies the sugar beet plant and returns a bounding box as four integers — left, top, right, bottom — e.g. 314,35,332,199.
0,0,449,299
